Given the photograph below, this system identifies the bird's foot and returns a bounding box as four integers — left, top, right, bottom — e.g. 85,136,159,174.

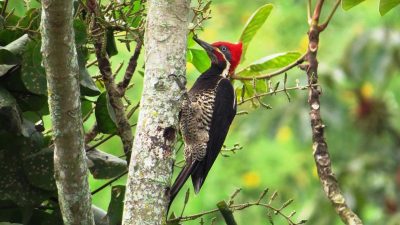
168,74,189,100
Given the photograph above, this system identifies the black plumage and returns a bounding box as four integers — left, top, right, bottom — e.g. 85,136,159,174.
169,62,237,203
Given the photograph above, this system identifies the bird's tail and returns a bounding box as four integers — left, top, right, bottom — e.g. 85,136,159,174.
167,161,196,213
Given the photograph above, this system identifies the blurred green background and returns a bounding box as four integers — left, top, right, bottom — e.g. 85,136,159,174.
87,1,400,224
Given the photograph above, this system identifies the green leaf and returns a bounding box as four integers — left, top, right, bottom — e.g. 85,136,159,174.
106,185,126,225
255,79,267,93
0,87,21,134
78,47,100,96
106,28,118,57
86,149,127,179
3,34,31,56
81,98,93,118
239,4,273,60
6,0,26,17
21,41,47,95
13,92,47,112
342,0,366,10
236,52,301,77
73,19,88,46
187,32,196,48
22,148,56,191
0,34,31,76
379,0,400,15
189,48,210,73
0,124,50,207
95,92,117,134
0,49,19,65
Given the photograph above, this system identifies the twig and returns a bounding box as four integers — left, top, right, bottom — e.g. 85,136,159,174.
231,53,306,81
113,62,125,78
168,196,302,224
86,59,98,68
307,0,312,25
238,84,313,105
117,40,143,96
1,0,9,16
86,123,137,152
91,171,128,195
85,123,98,144
304,1,363,224
319,0,341,31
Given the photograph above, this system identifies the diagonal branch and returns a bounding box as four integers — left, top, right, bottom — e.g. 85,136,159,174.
319,0,341,31
117,39,143,96
304,1,363,224
87,0,133,162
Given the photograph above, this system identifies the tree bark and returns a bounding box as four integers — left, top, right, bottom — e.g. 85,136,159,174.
305,1,363,224
122,0,190,224
40,1,94,224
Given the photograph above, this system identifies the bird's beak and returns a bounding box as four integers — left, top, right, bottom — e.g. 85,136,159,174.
193,35,218,64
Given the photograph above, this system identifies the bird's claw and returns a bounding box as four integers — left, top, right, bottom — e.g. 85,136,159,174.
169,74,189,100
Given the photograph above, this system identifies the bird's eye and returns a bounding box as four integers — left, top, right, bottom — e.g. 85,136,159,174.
221,46,227,52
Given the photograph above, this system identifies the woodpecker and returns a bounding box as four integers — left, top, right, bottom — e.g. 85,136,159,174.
169,36,243,204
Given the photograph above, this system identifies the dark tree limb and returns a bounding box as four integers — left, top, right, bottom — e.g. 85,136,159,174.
117,40,143,96
305,1,363,224
86,0,133,162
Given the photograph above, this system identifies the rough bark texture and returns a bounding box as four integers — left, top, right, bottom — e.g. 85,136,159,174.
40,1,94,224
87,0,134,162
122,0,190,224
305,1,363,224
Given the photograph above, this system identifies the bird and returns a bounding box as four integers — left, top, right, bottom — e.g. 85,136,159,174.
169,35,243,206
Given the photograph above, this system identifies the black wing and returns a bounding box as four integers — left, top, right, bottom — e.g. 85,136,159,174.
191,78,236,193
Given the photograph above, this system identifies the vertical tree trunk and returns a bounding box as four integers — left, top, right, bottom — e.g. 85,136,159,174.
40,1,94,224
122,0,190,224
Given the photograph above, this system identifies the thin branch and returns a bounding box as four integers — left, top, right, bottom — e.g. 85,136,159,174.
91,171,128,195
238,84,312,105
1,0,9,16
231,53,306,81
168,199,302,224
113,62,125,78
86,59,98,68
307,0,312,24
319,0,341,31
86,123,137,152
312,0,325,22
117,40,143,95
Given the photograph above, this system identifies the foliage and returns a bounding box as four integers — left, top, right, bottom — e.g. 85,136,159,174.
342,0,400,15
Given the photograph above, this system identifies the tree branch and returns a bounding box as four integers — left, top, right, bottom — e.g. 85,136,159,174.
304,1,363,224
117,39,143,96
231,53,306,81
319,0,341,31
40,0,94,224
87,0,133,162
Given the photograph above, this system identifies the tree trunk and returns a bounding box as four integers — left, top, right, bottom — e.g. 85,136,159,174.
40,1,94,224
122,0,190,224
